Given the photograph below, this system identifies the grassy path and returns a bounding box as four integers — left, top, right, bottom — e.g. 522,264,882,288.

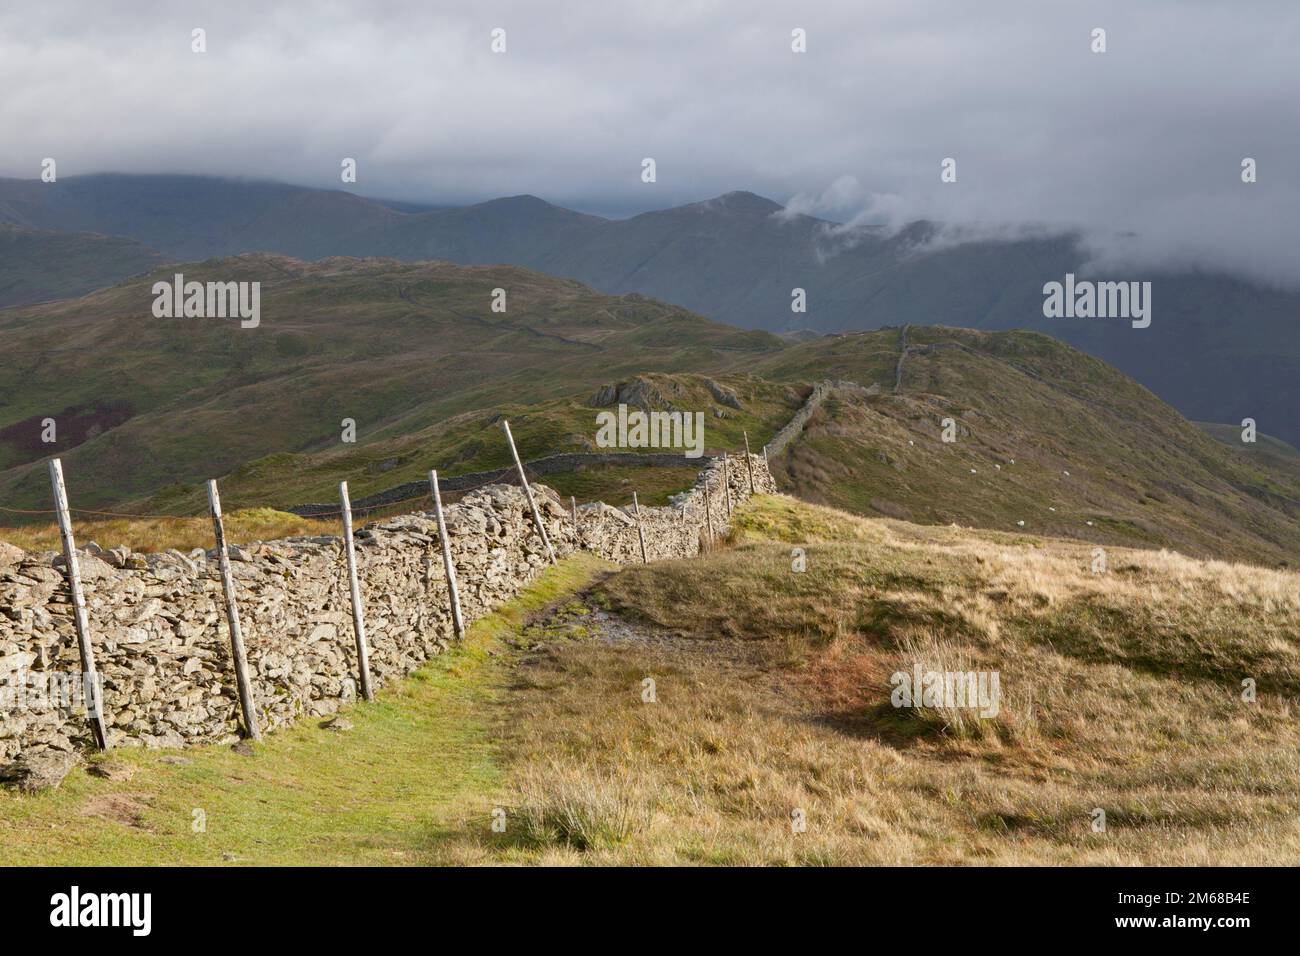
0,555,608,866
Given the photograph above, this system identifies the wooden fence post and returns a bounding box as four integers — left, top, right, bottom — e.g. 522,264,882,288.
47,459,110,751
338,481,374,702
207,479,261,741
571,495,580,544
632,491,648,564
429,470,465,640
704,479,715,546
743,431,756,494
722,452,733,516
501,419,556,565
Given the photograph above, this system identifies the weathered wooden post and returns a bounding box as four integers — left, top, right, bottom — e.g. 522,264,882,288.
338,481,374,702
571,495,580,544
207,479,261,741
502,419,556,565
704,479,715,546
429,470,465,640
47,459,110,751
742,431,756,494
722,452,733,516
632,491,648,564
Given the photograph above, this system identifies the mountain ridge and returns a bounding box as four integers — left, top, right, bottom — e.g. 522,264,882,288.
1,173,1295,446
1,255,1296,567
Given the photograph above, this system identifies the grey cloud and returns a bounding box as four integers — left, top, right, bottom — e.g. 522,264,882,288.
1,0,1296,284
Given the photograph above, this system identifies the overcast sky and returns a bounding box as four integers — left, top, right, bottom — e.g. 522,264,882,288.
2,0,1297,285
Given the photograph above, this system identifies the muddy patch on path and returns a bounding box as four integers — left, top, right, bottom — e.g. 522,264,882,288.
80,793,152,830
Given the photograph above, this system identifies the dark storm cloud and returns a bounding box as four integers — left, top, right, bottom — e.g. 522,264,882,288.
2,0,1296,284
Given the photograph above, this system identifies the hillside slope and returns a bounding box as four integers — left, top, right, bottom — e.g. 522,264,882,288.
1,261,1295,567
0,175,397,264
0,225,165,307
0,255,780,510
133,372,799,517
751,327,1300,566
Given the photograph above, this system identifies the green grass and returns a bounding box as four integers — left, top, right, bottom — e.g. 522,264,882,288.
0,256,784,514
0,554,609,865
1197,420,1300,476
533,464,704,507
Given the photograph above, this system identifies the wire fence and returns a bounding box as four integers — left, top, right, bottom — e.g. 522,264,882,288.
0,451,704,524
0,439,774,758
0,382,829,760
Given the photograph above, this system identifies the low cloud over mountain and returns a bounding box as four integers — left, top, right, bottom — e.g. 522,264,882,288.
2,0,1297,286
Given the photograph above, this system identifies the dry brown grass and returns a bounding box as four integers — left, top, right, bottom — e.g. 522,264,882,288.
0,508,334,554
460,494,1300,864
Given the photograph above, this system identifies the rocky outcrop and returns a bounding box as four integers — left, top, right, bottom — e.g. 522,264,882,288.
704,379,743,410
0,457,775,764
586,375,683,412
0,749,78,791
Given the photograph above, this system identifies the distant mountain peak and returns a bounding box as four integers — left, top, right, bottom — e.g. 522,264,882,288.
693,190,785,215
476,194,559,211
463,193,607,224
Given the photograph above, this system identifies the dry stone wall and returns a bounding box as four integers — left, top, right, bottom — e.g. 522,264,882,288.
0,456,775,761
764,379,876,460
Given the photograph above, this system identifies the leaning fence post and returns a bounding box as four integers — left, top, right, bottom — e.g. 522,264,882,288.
722,452,733,516
501,419,556,565
743,431,756,494
338,481,374,702
571,495,580,545
207,479,261,741
429,470,465,640
48,459,110,751
632,491,649,564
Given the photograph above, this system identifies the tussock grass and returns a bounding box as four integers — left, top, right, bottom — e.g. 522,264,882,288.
514,763,652,850
474,494,1300,864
